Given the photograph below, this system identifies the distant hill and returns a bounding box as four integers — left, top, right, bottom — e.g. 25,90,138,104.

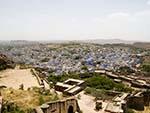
0,40,40,46
24,39,134,44
78,39,135,44
0,39,149,46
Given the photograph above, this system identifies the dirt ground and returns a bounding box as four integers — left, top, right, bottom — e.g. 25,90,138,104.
0,68,40,90
1,88,59,110
77,91,108,113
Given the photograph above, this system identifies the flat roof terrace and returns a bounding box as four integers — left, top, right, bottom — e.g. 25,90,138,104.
55,79,85,95
64,78,85,86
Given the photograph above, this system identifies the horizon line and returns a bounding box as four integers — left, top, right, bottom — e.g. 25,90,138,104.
0,38,150,43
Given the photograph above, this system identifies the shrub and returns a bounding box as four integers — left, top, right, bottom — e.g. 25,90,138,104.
39,96,45,105
2,101,25,113
125,109,135,113
84,87,113,100
142,64,150,73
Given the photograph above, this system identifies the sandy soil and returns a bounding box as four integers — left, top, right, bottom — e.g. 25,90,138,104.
0,68,40,90
77,91,108,113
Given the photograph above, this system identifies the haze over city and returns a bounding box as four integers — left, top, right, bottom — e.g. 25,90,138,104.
0,0,150,41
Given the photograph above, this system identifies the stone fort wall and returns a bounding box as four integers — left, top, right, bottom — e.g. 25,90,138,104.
35,97,79,113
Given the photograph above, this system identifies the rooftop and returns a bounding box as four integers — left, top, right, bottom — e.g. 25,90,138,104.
64,78,84,85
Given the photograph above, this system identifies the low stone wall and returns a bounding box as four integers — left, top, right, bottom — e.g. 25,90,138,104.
143,91,150,106
127,95,144,111
31,69,44,86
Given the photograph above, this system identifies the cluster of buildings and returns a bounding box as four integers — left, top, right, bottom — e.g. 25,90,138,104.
0,42,149,113
113,91,150,112
36,78,150,113
0,43,142,76
94,91,150,113
55,78,85,96
95,69,150,89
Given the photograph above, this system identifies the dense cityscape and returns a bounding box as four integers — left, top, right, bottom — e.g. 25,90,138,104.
0,42,143,75
0,0,150,113
0,41,150,113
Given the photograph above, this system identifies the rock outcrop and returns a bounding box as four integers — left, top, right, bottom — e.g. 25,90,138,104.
0,54,15,70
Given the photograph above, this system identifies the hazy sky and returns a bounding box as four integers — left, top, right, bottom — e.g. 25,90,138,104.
0,0,150,41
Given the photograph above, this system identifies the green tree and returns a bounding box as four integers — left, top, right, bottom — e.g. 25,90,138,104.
142,64,150,73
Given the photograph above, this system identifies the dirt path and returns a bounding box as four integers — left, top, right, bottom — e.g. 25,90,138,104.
77,91,108,113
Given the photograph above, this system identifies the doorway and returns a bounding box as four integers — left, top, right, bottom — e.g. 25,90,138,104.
68,105,73,113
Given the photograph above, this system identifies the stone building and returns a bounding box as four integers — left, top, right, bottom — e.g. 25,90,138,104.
126,91,150,111
35,97,80,113
105,93,129,113
55,79,85,95
143,90,150,106
126,92,144,111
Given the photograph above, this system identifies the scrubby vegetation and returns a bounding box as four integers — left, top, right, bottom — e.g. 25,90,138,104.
86,76,132,92
125,109,135,113
142,63,150,73
47,72,133,92
84,87,114,100
2,101,34,113
2,102,26,113
47,72,81,84
117,66,135,75
140,54,150,76
1,87,60,113
0,54,15,71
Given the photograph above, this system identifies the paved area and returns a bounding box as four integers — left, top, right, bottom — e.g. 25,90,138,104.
77,91,108,113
